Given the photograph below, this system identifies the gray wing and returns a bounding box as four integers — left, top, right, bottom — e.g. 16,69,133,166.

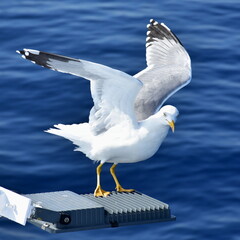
134,19,192,121
17,49,142,135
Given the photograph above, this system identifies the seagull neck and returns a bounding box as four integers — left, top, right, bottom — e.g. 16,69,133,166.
141,113,168,132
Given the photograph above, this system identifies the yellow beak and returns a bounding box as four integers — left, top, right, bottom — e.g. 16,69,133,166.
168,120,175,133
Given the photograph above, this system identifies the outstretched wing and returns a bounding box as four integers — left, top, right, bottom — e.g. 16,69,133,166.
134,19,192,121
17,49,142,134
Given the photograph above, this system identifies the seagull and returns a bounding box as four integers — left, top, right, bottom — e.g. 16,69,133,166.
17,19,191,197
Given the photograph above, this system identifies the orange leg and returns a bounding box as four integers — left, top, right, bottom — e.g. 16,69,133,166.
110,164,134,193
94,163,110,197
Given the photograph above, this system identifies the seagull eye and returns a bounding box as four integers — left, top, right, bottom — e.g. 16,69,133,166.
163,112,167,117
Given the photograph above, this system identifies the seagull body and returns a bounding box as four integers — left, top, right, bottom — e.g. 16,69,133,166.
17,19,191,197
52,107,173,164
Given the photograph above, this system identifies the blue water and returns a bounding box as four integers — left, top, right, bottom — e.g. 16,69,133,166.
0,0,239,239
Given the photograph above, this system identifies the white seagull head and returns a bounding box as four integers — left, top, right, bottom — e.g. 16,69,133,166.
159,105,179,132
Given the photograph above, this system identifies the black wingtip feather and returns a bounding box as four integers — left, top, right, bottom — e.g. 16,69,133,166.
17,49,53,69
16,49,81,71
147,19,183,47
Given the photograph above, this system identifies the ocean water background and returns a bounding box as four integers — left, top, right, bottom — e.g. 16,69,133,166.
0,0,239,239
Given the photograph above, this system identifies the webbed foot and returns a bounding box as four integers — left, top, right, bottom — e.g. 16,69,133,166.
116,185,135,193
94,185,110,197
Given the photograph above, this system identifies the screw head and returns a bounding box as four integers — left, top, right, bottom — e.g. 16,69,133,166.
64,217,70,223
60,213,71,225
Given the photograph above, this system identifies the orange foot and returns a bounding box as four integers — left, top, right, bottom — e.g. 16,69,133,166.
116,185,135,193
94,185,111,197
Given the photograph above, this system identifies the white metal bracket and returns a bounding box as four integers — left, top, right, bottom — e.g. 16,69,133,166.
0,186,32,225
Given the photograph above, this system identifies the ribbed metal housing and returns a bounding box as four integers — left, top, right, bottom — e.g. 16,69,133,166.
84,191,171,227
26,190,175,233
26,191,105,229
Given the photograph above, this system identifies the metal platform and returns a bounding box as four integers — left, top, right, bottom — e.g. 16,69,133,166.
25,190,175,233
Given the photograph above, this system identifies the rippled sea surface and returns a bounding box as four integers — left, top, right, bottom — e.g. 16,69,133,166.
0,0,239,239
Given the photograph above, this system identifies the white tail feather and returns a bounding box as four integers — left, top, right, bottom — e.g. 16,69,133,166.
45,123,93,156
